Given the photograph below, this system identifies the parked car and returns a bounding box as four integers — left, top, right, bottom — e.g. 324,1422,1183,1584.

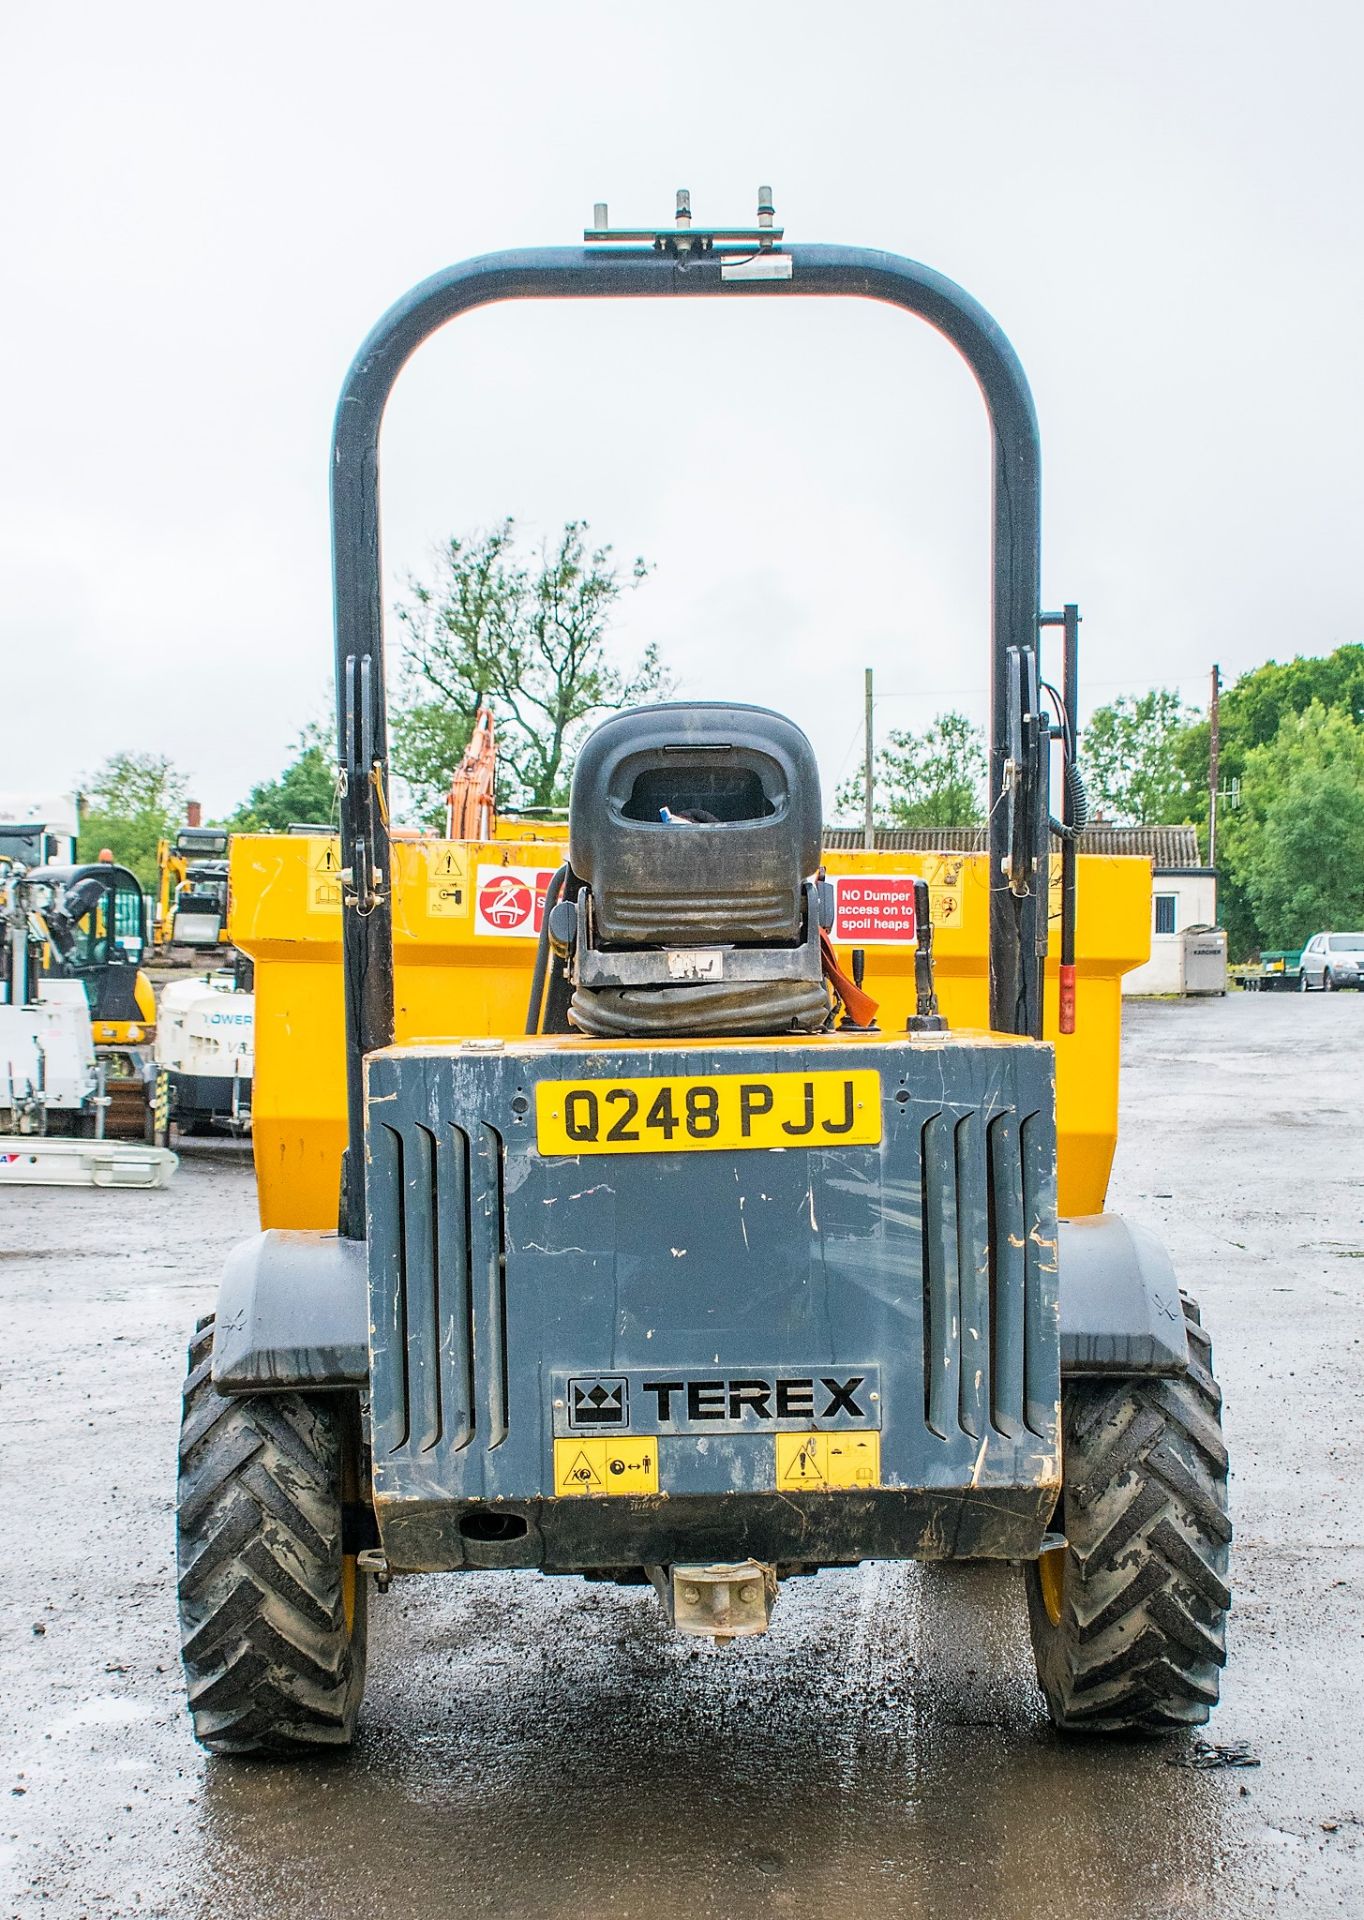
1299,931,1364,991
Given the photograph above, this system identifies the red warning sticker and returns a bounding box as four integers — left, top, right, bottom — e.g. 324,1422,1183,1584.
831,875,918,946
474,864,556,938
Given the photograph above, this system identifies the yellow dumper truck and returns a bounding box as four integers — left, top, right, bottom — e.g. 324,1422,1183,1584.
176,194,1231,1754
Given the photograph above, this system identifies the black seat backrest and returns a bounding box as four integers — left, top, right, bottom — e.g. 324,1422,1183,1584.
568,702,822,947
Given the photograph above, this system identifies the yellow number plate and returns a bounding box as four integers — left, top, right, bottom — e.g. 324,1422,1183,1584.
535,1069,882,1155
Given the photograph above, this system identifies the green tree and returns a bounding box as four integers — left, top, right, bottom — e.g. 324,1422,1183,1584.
394,518,668,819
77,750,188,886
1082,689,1199,825
836,710,985,828
1174,643,1364,841
1170,646,1364,954
1220,701,1364,949
229,727,336,832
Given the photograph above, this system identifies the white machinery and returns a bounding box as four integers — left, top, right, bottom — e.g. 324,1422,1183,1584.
0,793,79,870
151,970,254,1145
0,980,98,1134
1,861,98,1133
0,861,177,1185
0,1138,178,1189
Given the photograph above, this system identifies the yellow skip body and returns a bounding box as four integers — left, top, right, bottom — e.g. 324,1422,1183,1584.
229,830,1150,1230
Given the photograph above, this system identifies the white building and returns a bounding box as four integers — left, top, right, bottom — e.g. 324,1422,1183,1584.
821,821,1224,998
1084,826,1223,996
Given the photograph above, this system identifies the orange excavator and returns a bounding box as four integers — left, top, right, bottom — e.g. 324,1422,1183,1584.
445,705,497,840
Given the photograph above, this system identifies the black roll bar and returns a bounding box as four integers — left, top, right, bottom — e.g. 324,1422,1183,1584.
331,243,1049,1236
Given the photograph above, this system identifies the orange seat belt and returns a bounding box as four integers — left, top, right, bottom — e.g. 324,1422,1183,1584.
819,930,879,1028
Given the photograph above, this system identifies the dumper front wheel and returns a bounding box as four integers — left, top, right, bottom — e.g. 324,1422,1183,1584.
1026,1296,1231,1733
176,1317,368,1754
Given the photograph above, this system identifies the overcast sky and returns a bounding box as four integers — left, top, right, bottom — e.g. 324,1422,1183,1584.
3,1,1361,819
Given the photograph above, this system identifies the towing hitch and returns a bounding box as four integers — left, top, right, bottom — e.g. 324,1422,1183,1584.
649,1560,778,1646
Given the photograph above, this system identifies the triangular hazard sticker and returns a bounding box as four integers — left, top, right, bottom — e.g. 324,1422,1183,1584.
783,1439,823,1484
315,843,340,873
564,1449,604,1491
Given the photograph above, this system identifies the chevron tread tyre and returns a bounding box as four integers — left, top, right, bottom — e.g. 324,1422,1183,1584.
1026,1294,1231,1734
176,1318,367,1754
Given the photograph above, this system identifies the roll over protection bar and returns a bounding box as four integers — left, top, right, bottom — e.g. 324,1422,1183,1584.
330,235,1050,1236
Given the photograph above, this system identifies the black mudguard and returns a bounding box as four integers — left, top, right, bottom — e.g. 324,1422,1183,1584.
1058,1214,1189,1376
212,1230,368,1392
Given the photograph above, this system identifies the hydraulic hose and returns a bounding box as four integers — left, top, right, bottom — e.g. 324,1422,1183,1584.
524,864,569,1035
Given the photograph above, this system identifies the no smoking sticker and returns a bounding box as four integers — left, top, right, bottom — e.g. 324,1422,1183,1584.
474,864,556,939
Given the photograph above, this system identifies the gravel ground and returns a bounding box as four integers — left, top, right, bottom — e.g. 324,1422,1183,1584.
2,993,1362,1918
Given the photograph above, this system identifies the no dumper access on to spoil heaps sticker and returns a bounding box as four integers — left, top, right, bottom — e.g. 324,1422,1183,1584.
474,864,557,938
831,875,917,945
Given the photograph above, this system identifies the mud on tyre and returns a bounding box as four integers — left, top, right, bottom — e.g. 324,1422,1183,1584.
176,1317,368,1754
1026,1295,1231,1733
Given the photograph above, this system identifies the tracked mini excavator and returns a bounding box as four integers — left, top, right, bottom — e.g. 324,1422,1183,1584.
176,193,1232,1754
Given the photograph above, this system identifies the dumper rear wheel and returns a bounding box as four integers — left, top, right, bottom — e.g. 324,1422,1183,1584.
176,1317,367,1754
1025,1296,1231,1733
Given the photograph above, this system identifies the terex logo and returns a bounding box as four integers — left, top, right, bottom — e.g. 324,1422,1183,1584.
642,1375,870,1425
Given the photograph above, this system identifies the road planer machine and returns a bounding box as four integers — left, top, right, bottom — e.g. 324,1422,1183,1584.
176,192,1232,1754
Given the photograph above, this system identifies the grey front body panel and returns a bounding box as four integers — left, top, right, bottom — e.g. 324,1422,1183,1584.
364,1037,1062,1569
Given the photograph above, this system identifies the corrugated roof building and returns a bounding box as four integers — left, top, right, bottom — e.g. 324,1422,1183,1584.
820,822,1221,992
821,823,1207,869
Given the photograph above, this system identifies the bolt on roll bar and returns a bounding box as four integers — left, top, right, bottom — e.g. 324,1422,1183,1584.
330,193,1052,1236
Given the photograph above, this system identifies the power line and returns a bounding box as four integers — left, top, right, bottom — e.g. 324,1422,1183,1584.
871,674,1211,702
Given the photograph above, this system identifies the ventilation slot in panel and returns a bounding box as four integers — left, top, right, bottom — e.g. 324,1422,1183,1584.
921,1106,1034,1444
920,1112,961,1440
380,1123,412,1454
986,1112,1027,1436
439,1124,475,1452
401,1124,442,1454
953,1112,991,1441
379,1120,508,1459
1020,1111,1053,1438
468,1123,509,1450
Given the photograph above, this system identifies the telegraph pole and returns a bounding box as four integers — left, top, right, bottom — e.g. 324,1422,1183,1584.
1208,663,1222,867
863,667,875,851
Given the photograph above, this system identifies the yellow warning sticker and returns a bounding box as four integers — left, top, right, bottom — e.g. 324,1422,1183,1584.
922,853,964,933
776,1430,881,1491
553,1436,659,1498
308,838,344,914
426,845,469,919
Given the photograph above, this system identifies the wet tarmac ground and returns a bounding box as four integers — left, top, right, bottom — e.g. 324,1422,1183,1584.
3,993,1363,1918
